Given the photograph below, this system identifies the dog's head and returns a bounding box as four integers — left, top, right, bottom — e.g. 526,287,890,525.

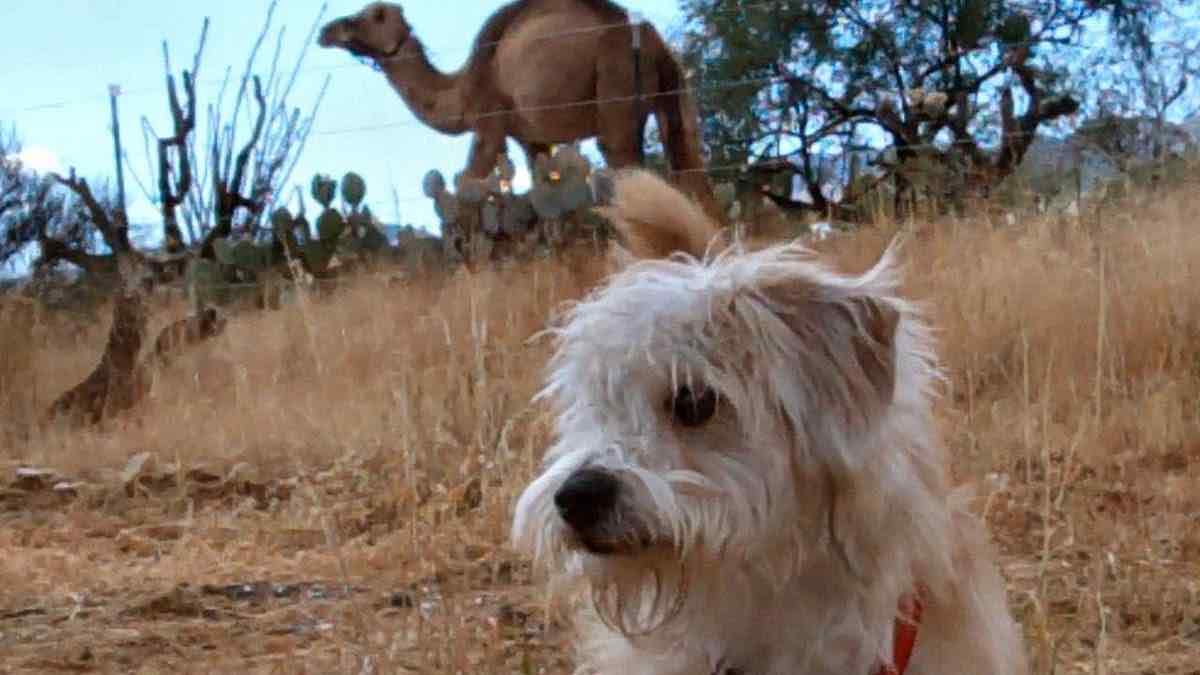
512,170,946,633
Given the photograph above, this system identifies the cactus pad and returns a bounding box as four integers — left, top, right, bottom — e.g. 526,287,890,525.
317,210,346,242
455,173,488,205
340,172,367,207
434,192,458,223
422,170,446,198
311,174,337,208
481,199,501,235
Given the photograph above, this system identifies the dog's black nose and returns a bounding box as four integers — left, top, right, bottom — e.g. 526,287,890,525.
554,468,619,533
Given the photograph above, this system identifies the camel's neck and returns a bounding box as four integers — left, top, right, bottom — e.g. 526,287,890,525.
378,36,468,135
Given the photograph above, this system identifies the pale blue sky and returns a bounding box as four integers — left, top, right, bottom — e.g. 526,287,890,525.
0,1,683,241
4,1,1195,257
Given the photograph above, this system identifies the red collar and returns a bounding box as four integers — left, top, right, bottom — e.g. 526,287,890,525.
872,587,926,675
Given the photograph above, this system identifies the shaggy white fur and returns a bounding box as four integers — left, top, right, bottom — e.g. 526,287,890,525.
512,170,1028,675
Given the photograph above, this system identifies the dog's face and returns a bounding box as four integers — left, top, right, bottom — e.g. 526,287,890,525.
513,173,935,626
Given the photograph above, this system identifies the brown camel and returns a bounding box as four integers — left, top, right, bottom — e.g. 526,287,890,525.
318,0,722,221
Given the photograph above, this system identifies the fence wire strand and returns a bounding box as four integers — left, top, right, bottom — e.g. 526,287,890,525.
2,0,1095,116
1,2,1122,217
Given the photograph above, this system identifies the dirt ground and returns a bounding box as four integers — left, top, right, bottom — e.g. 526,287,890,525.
2,176,1200,673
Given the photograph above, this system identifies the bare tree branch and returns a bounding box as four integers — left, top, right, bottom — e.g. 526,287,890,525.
153,19,207,253
994,51,1080,177
51,169,130,254
199,75,268,258
36,236,111,277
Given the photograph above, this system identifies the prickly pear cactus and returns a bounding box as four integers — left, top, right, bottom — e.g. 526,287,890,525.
420,147,615,264
312,174,337,208
344,205,390,254
213,237,272,272
589,169,616,206
455,173,489,205
500,194,536,236
212,237,236,265
422,170,446,199
317,209,346,242
271,208,298,247
187,257,224,306
422,168,467,258
530,146,594,221
434,191,458,226
301,241,335,277
481,197,501,236
340,172,366,208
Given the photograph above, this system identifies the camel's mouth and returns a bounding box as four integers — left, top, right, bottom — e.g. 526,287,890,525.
317,21,353,49
342,39,375,58
318,30,374,59
317,19,404,61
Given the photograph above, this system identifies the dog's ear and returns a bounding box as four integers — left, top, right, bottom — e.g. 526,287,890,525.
760,274,901,412
597,169,721,261
836,295,900,405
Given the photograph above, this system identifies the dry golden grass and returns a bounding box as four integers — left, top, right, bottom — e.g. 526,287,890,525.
1,174,1198,673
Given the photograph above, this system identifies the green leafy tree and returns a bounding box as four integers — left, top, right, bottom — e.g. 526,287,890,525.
1069,2,1199,161
679,0,1164,218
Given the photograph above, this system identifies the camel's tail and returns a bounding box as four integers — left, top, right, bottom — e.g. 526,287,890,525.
647,33,723,223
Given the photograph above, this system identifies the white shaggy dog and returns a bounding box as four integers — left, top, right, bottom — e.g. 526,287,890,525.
511,170,1028,675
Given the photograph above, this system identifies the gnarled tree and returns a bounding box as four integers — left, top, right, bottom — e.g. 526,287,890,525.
679,0,1164,219
134,0,330,260
3,3,330,427
0,127,105,279
1069,2,1199,163
10,2,329,283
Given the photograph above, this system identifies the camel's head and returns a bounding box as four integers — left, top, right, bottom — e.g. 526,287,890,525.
318,2,410,61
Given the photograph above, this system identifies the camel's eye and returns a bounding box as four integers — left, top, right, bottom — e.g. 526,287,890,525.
669,384,717,428
372,6,386,23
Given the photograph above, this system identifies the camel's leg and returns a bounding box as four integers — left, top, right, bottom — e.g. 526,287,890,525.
595,103,648,170
595,69,651,170
463,126,508,179
593,23,656,170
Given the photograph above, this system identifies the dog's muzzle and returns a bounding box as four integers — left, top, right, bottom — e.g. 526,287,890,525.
554,467,619,541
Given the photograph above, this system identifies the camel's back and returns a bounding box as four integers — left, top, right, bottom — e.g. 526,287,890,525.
469,0,630,68
467,0,636,110
463,0,683,142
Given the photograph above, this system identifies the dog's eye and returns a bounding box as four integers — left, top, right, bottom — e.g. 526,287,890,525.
670,384,717,427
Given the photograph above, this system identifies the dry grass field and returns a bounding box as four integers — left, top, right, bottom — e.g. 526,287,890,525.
1,171,1198,674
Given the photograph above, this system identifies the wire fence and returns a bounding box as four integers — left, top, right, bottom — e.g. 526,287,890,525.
1,0,1101,116
0,2,1166,217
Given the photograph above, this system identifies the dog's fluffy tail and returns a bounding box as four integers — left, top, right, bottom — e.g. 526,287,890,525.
599,169,721,261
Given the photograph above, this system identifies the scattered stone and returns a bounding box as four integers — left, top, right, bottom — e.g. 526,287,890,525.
122,585,208,619
200,580,366,604
12,467,61,491
0,607,47,621
120,452,154,486
389,591,415,609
